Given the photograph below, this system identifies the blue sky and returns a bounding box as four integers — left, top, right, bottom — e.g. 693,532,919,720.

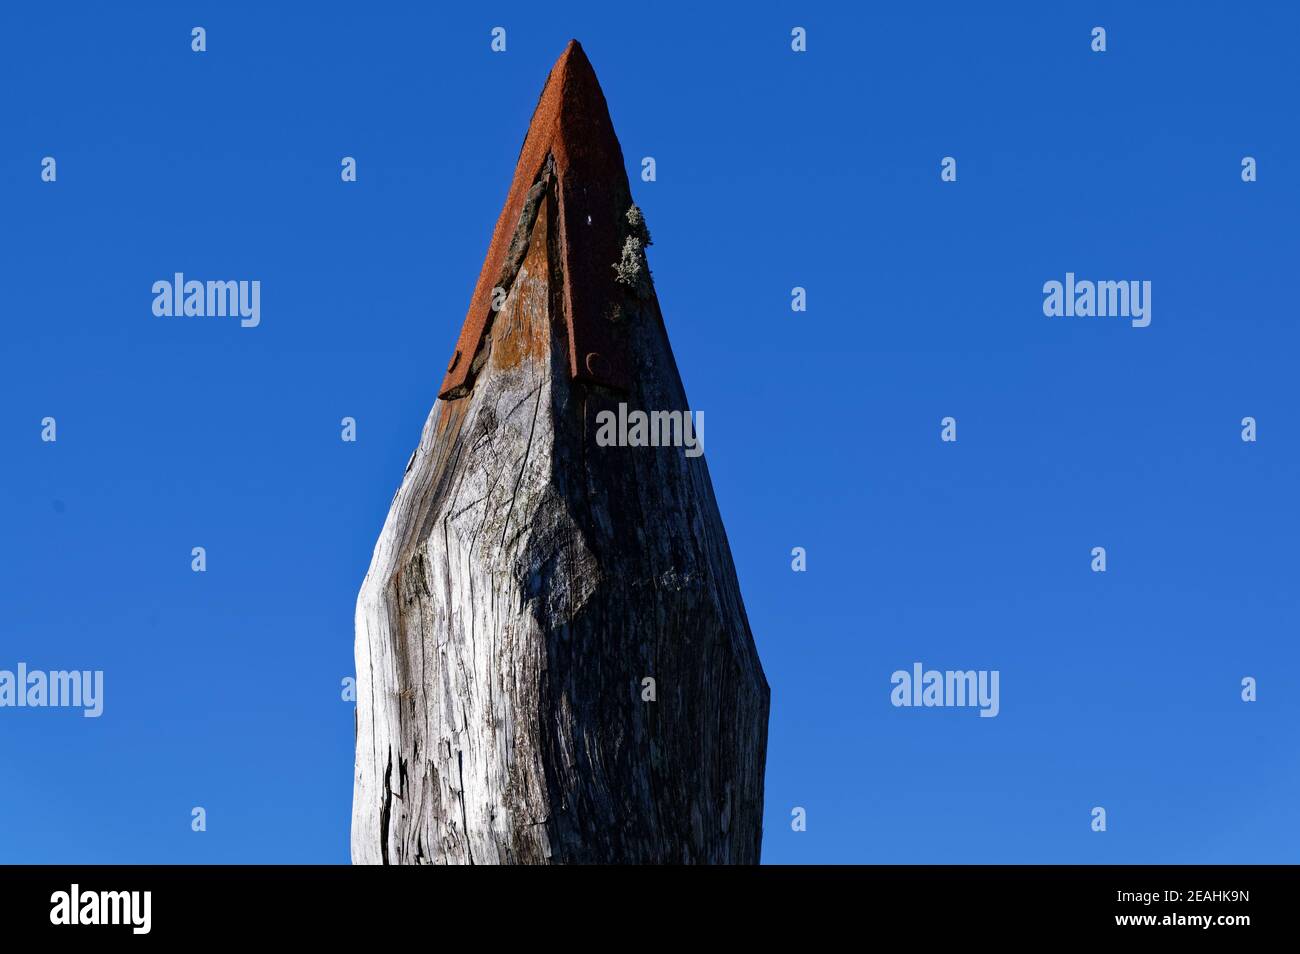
2,2,1297,863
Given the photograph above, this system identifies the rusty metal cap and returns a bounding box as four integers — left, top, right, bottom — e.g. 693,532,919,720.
438,40,634,400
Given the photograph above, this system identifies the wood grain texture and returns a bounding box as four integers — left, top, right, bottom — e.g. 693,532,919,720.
352,52,768,866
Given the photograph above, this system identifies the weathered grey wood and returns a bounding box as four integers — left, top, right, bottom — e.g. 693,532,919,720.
351,43,768,865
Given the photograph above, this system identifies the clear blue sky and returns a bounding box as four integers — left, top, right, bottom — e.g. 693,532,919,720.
2,2,1297,864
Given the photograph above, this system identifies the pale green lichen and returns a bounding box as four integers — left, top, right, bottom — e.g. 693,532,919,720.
613,205,653,299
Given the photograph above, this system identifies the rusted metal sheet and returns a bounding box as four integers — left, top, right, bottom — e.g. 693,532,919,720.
438,40,632,399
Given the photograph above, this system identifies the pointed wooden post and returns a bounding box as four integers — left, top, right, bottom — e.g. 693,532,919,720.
352,40,769,864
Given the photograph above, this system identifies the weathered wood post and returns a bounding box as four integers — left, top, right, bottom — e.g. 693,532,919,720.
352,40,769,864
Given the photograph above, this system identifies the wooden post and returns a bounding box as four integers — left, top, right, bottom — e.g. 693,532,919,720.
352,41,769,864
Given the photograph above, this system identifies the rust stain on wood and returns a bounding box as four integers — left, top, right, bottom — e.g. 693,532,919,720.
489,195,552,372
